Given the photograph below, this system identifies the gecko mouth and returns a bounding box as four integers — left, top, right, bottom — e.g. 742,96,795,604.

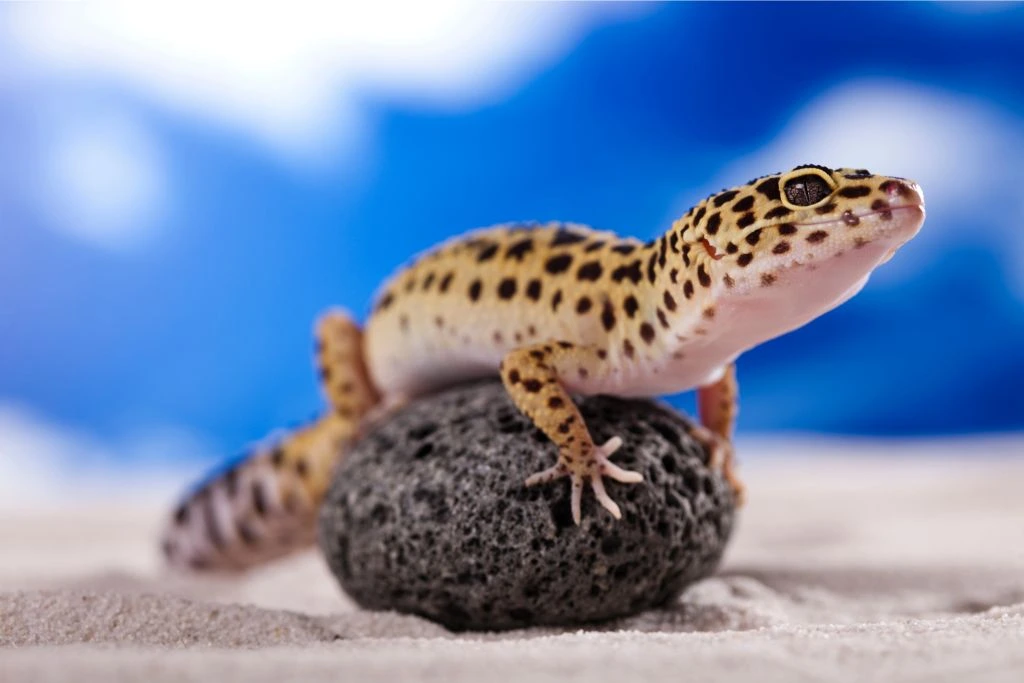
794,204,925,229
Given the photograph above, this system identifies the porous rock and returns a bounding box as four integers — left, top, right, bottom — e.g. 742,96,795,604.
318,380,735,631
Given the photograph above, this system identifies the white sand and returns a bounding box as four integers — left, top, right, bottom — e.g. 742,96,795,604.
2,444,1023,682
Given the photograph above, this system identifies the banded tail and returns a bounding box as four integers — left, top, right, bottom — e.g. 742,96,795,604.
160,309,380,572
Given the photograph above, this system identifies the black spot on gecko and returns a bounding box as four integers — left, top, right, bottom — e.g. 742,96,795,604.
577,261,603,281
468,279,482,301
271,448,285,468
646,250,658,284
773,241,791,254
585,240,606,252
838,185,872,198
439,272,454,292
376,292,394,311
237,521,259,547
526,278,542,301
611,260,642,284
551,228,588,246
697,264,711,288
551,289,563,312
522,378,544,393
756,177,781,201
576,296,592,314
806,230,828,244
745,229,762,246
778,223,798,235
476,243,499,262
224,467,239,497
601,300,616,331
669,232,679,253
713,189,739,207
497,278,517,299
764,205,792,219
545,254,573,274
252,481,269,517
683,280,694,299
421,272,435,290
657,308,669,329
737,253,754,267
173,503,189,525
694,206,707,226
203,495,225,549
658,236,668,267
506,238,534,261
623,339,635,358
623,295,639,318
640,322,656,344
611,243,637,255
732,195,755,212
736,212,756,229
663,290,677,311
705,212,722,235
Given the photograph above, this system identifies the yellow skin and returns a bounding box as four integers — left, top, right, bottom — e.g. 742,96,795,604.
162,164,925,572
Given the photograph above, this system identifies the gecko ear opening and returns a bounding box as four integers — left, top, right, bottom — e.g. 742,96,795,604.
779,167,837,210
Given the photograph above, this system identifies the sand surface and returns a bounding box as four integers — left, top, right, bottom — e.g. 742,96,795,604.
2,443,1023,682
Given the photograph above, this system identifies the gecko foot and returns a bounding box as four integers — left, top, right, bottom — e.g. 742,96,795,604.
525,436,644,524
689,423,745,506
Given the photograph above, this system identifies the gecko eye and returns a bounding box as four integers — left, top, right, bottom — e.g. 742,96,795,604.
779,167,836,209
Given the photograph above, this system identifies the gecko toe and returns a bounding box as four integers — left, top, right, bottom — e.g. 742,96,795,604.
525,463,567,487
571,478,584,525
591,476,623,519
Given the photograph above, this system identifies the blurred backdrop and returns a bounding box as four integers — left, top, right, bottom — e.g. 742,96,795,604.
1,3,1022,506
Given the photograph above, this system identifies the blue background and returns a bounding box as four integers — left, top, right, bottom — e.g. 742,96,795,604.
1,3,1022,476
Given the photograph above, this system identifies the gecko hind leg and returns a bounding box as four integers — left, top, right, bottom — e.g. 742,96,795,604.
696,362,745,505
500,341,644,524
161,309,380,572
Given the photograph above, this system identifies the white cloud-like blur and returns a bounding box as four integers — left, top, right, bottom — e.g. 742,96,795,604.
0,404,215,511
33,108,167,251
693,80,1024,292
5,3,618,162
2,3,631,250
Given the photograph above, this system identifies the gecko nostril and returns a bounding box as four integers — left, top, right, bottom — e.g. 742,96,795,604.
880,180,908,197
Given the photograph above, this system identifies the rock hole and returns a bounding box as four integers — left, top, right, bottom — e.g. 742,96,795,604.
600,534,622,555
549,499,575,532
408,423,438,440
651,421,682,449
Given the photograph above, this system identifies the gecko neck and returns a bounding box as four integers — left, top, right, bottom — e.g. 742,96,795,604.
644,225,719,334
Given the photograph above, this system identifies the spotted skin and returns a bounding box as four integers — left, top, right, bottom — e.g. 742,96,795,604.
162,164,925,571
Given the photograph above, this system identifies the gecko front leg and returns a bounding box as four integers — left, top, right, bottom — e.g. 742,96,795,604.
695,362,745,504
499,341,643,524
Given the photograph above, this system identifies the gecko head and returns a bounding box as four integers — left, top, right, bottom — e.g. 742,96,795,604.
674,164,925,323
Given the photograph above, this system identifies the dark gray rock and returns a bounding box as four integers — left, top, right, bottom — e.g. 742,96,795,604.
318,380,736,631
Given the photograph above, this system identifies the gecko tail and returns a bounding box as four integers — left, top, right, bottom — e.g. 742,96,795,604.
160,413,356,573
